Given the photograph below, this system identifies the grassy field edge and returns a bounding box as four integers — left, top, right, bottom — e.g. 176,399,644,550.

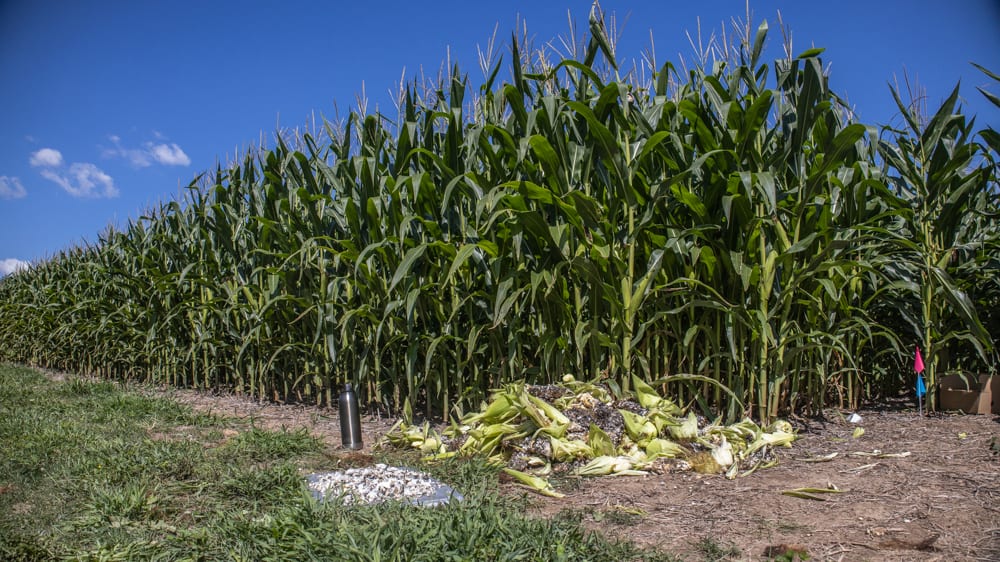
0,363,678,562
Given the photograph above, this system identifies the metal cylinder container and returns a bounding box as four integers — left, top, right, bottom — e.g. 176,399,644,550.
339,383,363,450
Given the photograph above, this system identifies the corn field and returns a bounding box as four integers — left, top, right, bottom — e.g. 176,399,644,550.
1,10,997,421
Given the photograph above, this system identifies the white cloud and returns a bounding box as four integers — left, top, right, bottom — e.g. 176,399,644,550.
103,136,190,167
27,145,118,199
102,136,152,167
40,163,118,198
0,176,27,199
0,258,30,276
29,148,64,167
149,143,191,166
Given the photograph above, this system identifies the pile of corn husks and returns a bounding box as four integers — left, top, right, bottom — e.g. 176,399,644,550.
380,375,795,497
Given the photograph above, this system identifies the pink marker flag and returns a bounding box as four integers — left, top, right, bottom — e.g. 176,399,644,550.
915,346,926,402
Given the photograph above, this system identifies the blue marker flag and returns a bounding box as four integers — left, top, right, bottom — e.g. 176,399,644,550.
916,373,926,398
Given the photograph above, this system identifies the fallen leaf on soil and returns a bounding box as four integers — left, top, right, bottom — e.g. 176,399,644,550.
781,486,844,501
878,533,939,551
850,450,911,458
866,526,904,537
839,462,879,473
800,452,837,463
503,467,565,498
764,544,810,559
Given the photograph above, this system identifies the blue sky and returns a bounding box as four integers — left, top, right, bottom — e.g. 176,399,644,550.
2,0,998,274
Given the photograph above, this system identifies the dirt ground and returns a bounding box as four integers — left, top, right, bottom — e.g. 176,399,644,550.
131,381,1000,562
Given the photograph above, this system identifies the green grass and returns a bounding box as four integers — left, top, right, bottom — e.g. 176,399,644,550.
0,364,677,561
693,537,740,562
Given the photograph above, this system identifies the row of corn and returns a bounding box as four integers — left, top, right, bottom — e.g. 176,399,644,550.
380,375,796,497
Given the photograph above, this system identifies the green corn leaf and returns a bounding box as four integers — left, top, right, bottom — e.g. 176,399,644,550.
388,243,427,294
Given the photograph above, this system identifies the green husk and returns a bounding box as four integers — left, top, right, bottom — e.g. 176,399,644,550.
467,393,517,425
587,424,615,457
710,436,735,468
631,375,663,409
645,438,686,459
746,430,796,455
575,455,636,476
382,378,799,497
503,468,565,497
669,412,699,441
619,410,657,443
549,437,592,461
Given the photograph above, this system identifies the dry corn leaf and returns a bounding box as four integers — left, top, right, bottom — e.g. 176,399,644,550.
850,450,911,458
801,452,838,462
781,486,843,501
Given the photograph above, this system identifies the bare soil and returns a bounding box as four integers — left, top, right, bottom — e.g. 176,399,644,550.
121,380,1000,561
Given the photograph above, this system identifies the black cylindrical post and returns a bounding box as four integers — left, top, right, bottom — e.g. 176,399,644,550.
339,383,363,450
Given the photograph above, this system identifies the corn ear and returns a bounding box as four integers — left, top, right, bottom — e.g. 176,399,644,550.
710,436,734,468
422,451,458,462
560,391,600,411
763,430,796,447
587,423,615,457
525,392,570,425
647,410,673,433
669,412,699,441
549,437,591,461
645,438,686,459
529,461,552,477
575,455,635,476
465,392,517,425
463,429,504,456
631,375,663,409
534,423,568,439
525,455,547,468
619,410,657,443
503,468,564,498
731,419,764,437
768,420,793,434
417,436,443,453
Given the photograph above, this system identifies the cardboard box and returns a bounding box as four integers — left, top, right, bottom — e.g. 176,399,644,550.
938,374,997,414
